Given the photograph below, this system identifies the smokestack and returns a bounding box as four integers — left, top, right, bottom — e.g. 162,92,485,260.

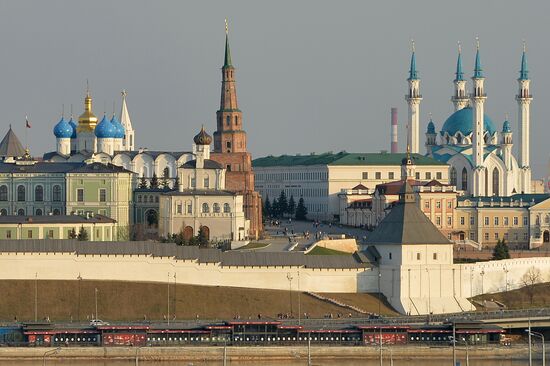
390,107,398,153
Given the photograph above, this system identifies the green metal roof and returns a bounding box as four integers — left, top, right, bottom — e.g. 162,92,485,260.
253,152,446,168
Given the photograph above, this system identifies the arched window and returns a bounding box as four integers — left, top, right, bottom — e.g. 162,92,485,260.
35,209,43,216
545,215,550,224
163,167,170,178
450,167,457,186
0,209,6,216
17,208,25,216
35,185,44,202
492,168,500,196
52,185,62,202
53,208,60,215
235,116,238,125
224,203,231,213
202,203,209,213
226,116,230,126
461,168,468,191
204,176,210,188
0,186,7,201
137,195,142,203
17,185,25,202
213,203,220,213
149,195,154,203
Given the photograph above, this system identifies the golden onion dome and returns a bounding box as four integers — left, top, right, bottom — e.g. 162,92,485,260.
77,93,98,133
193,126,212,145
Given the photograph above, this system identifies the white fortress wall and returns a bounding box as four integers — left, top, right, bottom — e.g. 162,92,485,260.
0,252,376,294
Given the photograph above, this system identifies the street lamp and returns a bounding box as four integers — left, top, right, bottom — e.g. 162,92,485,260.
94,288,99,321
480,269,485,294
378,269,382,316
286,273,293,316
526,330,545,366
42,347,61,366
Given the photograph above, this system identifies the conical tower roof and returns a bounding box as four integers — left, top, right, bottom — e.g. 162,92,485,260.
366,181,451,245
0,126,25,158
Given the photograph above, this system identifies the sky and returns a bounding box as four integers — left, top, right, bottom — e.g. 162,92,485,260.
1,0,549,177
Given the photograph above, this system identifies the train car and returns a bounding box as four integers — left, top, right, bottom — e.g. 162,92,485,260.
357,325,410,345
96,326,148,346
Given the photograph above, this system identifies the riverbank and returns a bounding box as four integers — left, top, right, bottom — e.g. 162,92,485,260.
0,345,534,362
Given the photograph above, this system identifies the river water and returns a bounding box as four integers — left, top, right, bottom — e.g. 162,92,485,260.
0,360,534,365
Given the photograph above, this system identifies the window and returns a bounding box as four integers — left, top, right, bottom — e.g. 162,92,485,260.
17,185,25,202
523,217,528,226
99,189,106,202
235,116,238,125
460,217,465,225
35,209,42,216
47,230,54,239
226,164,232,172
187,203,192,214
494,233,499,240
484,217,489,226
416,253,421,260
149,195,154,203
388,172,394,180
513,217,518,226
53,185,62,202
447,201,452,209
470,216,475,225
226,141,231,149
504,217,509,226
436,172,442,180
447,216,452,226
155,196,159,203
492,168,500,195
204,177,210,188
177,203,182,214
433,253,438,260
362,172,368,179
137,195,142,203
375,172,381,180
191,177,196,188
34,185,43,202
0,185,7,201
450,167,457,186
224,203,231,213
17,209,24,216
0,209,6,216
202,203,209,213
504,233,509,240
469,232,475,240
461,167,468,191
424,201,430,209
163,167,170,178
226,116,230,126
27,230,32,239
425,172,432,180
484,233,489,240
494,217,499,226
436,216,441,226
415,172,420,179
53,208,60,215
77,189,84,202
389,253,392,260
524,233,529,240
6,230,10,239
436,201,441,208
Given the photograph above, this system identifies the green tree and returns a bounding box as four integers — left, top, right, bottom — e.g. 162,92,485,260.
197,226,209,247
263,195,271,217
287,195,296,216
77,226,89,241
68,227,77,239
150,173,159,189
278,190,288,216
138,176,148,189
161,176,171,190
295,197,308,220
272,198,279,218
492,239,511,260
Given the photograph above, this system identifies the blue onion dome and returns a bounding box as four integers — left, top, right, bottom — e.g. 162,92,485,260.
193,126,212,145
53,117,74,139
94,115,117,138
67,117,77,138
440,106,496,136
427,119,436,134
110,114,125,138
502,120,511,133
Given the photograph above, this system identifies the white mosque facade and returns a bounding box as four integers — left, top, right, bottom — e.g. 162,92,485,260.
407,43,532,197
45,90,192,182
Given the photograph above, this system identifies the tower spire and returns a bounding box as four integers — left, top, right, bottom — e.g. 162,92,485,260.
455,41,464,81
408,39,418,80
405,39,422,154
519,40,529,80
473,37,483,78
223,19,232,68
119,90,135,151
452,41,468,111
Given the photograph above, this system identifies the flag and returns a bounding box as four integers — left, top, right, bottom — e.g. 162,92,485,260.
25,116,31,129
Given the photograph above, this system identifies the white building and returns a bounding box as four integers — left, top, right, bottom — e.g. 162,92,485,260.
253,152,448,221
410,41,532,196
158,128,249,242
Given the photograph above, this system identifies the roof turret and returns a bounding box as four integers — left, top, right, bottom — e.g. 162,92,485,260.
519,42,529,80
193,126,212,145
502,120,511,133
427,118,436,134
53,117,74,139
110,114,125,139
94,114,116,138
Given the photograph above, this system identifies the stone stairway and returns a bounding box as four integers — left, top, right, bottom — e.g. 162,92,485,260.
306,292,369,315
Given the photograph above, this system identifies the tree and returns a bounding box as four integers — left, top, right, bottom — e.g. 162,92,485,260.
197,226,209,247
150,173,159,189
272,198,279,218
77,226,89,241
263,195,271,218
492,239,511,260
68,227,77,239
295,197,308,220
138,176,148,189
173,176,180,190
521,266,542,305
278,190,288,217
161,176,171,190
287,195,296,216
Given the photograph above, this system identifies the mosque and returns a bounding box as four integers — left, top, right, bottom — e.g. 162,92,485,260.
406,41,532,197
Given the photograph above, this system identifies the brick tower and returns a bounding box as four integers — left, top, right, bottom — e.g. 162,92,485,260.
211,22,263,239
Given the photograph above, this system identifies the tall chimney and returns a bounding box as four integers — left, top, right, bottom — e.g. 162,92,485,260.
390,107,398,153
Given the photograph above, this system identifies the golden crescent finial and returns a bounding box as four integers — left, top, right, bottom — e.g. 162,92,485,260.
225,18,229,35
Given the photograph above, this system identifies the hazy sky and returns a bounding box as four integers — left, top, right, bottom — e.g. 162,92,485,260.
1,1,549,177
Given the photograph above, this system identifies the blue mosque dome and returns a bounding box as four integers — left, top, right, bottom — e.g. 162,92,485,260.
94,115,117,138
427,119,436,134
110,115,125,139
502,120,511,133
53,117,74,139
440,106,496,137
67,117,77,138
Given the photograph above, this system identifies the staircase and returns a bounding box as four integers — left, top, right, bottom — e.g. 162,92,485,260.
306,292,369,315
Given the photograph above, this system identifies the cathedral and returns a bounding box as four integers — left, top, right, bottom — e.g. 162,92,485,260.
406,41,532,197
41,24,262,238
